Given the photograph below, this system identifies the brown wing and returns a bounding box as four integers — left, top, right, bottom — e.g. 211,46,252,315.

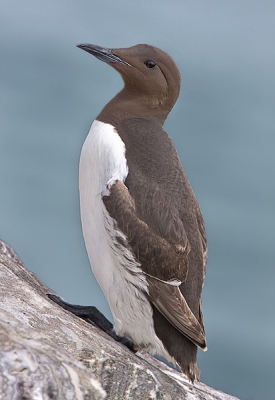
103,180,189,283
103,180,207,349
147,276,207,350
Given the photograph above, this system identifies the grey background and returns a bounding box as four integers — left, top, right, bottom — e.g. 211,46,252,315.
1,1,274,399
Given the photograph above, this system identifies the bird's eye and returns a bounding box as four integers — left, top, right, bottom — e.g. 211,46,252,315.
145,60,156,68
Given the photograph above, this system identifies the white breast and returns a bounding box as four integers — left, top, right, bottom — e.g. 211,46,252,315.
79,120,172,359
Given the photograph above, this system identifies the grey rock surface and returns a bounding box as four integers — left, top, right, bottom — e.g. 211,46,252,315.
0,240,239,400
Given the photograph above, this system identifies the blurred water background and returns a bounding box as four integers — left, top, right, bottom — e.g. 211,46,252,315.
1,1,274,399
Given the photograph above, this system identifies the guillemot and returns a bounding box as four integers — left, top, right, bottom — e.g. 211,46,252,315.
49,43,207,382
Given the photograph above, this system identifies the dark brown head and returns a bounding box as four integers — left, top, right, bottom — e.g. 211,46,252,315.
77,43,181,126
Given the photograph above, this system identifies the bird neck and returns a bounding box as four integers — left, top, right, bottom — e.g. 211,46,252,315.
97,89,168,127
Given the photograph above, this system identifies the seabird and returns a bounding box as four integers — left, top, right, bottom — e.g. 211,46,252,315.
49,43,207,382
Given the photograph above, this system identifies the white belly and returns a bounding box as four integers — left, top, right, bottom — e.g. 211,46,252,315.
79,120,170,356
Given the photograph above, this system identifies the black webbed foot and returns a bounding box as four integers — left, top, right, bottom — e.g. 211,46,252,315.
47,293,135,352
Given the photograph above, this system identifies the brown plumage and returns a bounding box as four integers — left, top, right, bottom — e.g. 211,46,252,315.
77,43,207,381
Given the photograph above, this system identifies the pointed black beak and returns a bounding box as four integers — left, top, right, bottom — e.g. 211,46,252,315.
77,44,131,66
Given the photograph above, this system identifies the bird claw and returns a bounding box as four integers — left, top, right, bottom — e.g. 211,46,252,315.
46,293,135,352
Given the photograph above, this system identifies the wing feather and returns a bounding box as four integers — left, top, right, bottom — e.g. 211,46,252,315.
147,276,207,350
103,179,207,350
103,180,189,282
